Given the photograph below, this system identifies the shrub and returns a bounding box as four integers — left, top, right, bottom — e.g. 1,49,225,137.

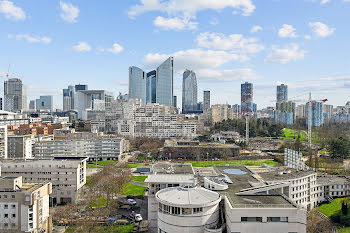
331,213,342,223
340,215,350,226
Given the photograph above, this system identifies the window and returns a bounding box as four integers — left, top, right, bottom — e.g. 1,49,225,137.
163,205,170,214
241,217,262,222
267,217,288,222
193,207,203,213
171,206,180,215
4,204,8,209
11,195,15,199
12,205,16,209
182,208,192,215
4,214,8,218
159,203,163,212
12,214,16,218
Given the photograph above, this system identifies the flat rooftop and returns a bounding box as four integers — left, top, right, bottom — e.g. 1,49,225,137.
317,176,349,184
152,163,194,175
214,166,295,208
258,169,316,181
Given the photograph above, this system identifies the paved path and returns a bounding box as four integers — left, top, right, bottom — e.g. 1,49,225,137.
128,180,147,187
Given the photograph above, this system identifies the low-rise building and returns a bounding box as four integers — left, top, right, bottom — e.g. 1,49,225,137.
0,157,87,205
0,175,52,233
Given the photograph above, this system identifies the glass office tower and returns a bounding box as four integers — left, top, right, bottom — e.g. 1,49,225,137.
156,57,173,107
146,70,157,103
129,66,147,104
182,70,198,113
241,82,253,113
277,84,288,103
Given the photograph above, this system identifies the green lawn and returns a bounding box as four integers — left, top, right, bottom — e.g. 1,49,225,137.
281,128,309,141
86,196,107,209
128,163,151,168
96,160,118,166
65,224,134,233
87,164,103,169
130,176,147,183
187,159,278,167
337,226,350,233
123,183,146,196
318,197,349,217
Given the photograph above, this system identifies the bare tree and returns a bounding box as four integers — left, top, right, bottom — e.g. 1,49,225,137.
307,210,333,233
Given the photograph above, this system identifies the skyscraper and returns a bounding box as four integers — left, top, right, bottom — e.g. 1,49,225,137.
306,101,324,126
146,70,157,103
156,57,173,107
203,91,210,111
36,96,53,111
29,100,36,110
241,82,253,113
182,70,198,114
277,84,288,102
129,66,147,104
4,78,26,112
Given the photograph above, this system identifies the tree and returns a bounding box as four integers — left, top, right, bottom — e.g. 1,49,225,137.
221,148,233,160
307,210,333,233
342,201,348,216
329,137,350,160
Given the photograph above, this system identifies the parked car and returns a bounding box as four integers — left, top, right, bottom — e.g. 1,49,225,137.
135,214,143,222
127,199,137,205
126,195,135,199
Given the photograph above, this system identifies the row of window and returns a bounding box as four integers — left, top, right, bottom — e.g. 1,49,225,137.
2,213,16,218
241,217,288,222
0,204,16,209
1,223,16,228
0,195,16,199
159,203,203,215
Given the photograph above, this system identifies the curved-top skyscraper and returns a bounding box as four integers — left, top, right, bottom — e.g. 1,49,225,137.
156,57,174,107
182,70,198,114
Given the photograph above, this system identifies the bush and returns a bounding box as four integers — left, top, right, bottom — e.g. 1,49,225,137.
340,215,350,226
331,213,342,223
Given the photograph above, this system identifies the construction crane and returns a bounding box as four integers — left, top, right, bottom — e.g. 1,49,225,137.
238,112,254,144
271,92,328,148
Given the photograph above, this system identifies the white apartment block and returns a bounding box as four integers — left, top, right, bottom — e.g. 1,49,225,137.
33,136,124,161
0,157,87,205
0,175,52,233
0,111,31,127
117,103,196,139
7,135,34,159
146,163,307,233
0,125,7,159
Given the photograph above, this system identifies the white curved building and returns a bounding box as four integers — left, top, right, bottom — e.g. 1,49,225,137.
156,185,222,233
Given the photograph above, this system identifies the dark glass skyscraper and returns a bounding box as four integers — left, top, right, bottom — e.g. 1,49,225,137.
277,84,288,103
182,70,198,113
147,70,156,103
241,82,253,113
203,91,210,111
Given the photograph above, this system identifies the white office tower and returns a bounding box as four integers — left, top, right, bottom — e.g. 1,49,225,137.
156,185,221,233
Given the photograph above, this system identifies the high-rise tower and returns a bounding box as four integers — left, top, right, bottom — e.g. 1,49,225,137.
182,70,198,114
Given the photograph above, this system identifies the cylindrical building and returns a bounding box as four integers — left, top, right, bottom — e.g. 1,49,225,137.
156,185,222,233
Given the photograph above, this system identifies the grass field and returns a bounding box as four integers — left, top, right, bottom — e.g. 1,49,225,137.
281,128,308,141
86,164,103,169
187,159,278,167
96,160,118,166
130,176,147,183
337,226,350,233
318,197,350,217
128,163,151,168
65,224,134,233
122,183,146,196
86,196,107,209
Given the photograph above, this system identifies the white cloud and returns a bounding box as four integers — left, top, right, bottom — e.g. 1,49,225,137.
278,24,298,38
304,35,311,40
143,49,240,72
196,32,264,55
8,34,52,44
0,0,25,20
128,0,256,18
309,22,335,37
72,42,91,52
153,16,197,30
250,25,262,33
196,68,260,82
321,0,331,3
210,17,219,25
59,1,79,23
99,43,124,54
265,44,306,64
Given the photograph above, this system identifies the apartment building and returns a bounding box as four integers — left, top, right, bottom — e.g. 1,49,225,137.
33,135,124,161
0,125,7,159
146,163,306,233
7,135,34,159
0,175,52,233
0,111,30,127
0,157,87,206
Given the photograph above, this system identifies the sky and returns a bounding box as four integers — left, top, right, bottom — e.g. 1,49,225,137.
0,0,350,110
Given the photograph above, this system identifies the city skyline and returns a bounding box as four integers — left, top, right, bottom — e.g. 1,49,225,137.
0,0,350,109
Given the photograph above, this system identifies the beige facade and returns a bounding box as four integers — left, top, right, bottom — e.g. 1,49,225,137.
0,176,52,233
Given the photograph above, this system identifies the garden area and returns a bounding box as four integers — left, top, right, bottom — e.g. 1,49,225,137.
318,197,350,232
65,224,135,233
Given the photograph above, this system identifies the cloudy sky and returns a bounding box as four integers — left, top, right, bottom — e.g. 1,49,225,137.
0,0,349,109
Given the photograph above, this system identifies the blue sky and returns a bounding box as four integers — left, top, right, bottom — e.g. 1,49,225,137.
0,0,350,109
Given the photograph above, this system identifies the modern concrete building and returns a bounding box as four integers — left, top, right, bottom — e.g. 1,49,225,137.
7,135,33,159
33,134,124,161
156,57,174,107
296,104,306,118
29,100,36,111
75,90,113,119
129,66,147,104
0,125,7,159
306,101,324,126
35,96,53,111
182,70,198,114
63,84,88,112
203,90,210,111
0,111,30,127
146,163,307,233
241,82,253,113
4,78,27,112
0,157,87,205
0,175,52,233
277,84,288,103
